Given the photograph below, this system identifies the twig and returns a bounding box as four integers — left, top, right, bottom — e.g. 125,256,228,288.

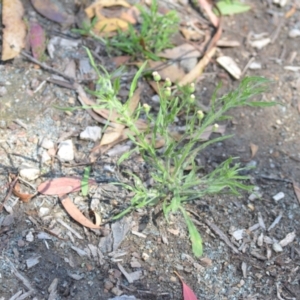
21,51,75,83
258,175,292,183
0,175,19,212
204,219,239,254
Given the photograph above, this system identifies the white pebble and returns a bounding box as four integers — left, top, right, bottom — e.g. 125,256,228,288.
80,126,102,142
272,192,285,202
57,139,74,162
26,232,34,242
19,164,40,181
272,242,283,252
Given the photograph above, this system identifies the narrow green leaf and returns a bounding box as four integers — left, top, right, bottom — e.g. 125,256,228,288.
215,1,251,16
81,166,91,196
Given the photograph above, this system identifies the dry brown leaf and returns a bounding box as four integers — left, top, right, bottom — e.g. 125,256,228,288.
250,143,258,158
198,0,219,27
100,85,142,146
148,80,163,94
76,84,123,129
13,181,35,203
2,0,26,61
120,6,140,24
127,85,142,115
85,0,131,19
59,195,101,229
112,56,131,67
180,26,204,41
292,181,300,205
148,61,186,83
100,129,123,146
178,47,216,86
157,44,201,60
90,210,102,226
31,0,74,25
93,18,129,33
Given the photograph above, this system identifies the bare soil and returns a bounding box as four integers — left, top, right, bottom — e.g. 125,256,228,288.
0,1,300,300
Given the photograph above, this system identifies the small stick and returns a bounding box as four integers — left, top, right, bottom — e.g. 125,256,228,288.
0,175,19,212
21,51,75,83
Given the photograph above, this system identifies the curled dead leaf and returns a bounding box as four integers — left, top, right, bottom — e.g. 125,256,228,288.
89,210,102,226
13,181,35,203
59,195,101,229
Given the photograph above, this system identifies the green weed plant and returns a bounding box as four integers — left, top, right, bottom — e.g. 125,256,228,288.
85,49,275,256
73,0,179,61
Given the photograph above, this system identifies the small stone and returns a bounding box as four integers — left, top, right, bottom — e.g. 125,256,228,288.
18,239,25,247
48,148,56,157
130,260,141,268
0,86,8,96
39,207,50,217
80,126,102,142
151,95,160,103
289,28,300,38
248,192,262,201
231,229,245,241
142,252,149,261
272,192,284,202
272,242,283,252
40,137,55,149
170,276,177,282
26,232,34,242
19,164,40,181
249,62,262,70
57,139,74,161
104,280,114,290
111,287,123,296
41,150,51,163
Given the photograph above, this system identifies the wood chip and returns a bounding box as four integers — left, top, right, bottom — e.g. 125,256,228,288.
117,263,134,284
279,232,296,247
257,212,266,230
26,256,40,269
56,218,84,239
205,219,239,254
131,230,147,238
267,212,282,231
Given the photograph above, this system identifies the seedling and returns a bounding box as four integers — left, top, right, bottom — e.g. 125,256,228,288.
106,0,179,60
84,49,275,256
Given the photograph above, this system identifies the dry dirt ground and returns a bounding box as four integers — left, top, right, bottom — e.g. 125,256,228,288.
0,1,300,299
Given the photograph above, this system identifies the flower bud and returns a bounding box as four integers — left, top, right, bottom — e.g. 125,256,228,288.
143,103,151,112
188,83,195,93
165,78,172,87
164,87,171,97
152,71,161,82
189,94,195,104
213,123,219,131
197,110,204,120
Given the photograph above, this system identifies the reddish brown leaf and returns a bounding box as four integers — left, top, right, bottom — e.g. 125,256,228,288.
59,195,101,229
38,177,96,195
182,280,198,300
29,22,46,60
13,181,35,203
292,180,300,205
31,0,74,25
174,271,198,300
250,143,258,158
198,0,219,27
